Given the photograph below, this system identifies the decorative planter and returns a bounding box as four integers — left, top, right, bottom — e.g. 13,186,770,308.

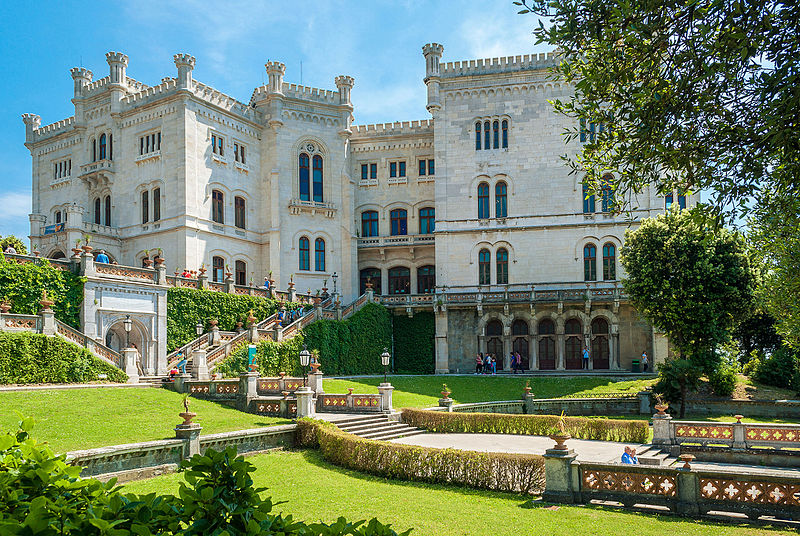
174,271,180,277
287,281,295,290
347,388,354,395
82,245,93,253
224,272,233,279
211,373,218,381
313,296,321,305
679,453,695,469
72,248,82,256
267,278,275,289
236,321,244,332
154,257,164,266
549,433,571,451
281,390,290,399
179,411,197,426
734,414,744,423
246,312,257,326
310,362,321,373
208,319,218,327
365,280,373,289
39,291,54,310
198,268,207,276
441,391,451,399
33,249,40,257
654,404,669,416
279,372,286,378
0,301,11,313
143,259,153,268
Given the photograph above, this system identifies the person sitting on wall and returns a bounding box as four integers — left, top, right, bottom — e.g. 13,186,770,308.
264,276,270,290
182,269,192,278
475,352,483,374
176,351,187,374
163,367,179,383
95,249,110,263
621,446,639,464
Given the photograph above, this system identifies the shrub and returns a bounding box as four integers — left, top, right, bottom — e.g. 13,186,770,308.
708,363,738,397
401,408,649,444
217,336,306,377
392,311,435,374
750,345,800,392
0,256,84,328
297,419,544,495
0,332,126,384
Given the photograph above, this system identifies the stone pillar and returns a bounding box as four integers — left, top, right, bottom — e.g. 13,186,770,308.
197,272,208,289
224,275,235,294
378,382,394,414
529,336,538,371
295,386,315,418
556,332,565,370
123,347,140,384
155,262,167,285
652,330,669,370
542,448,579,504
248,324,259,343
438,397,454,412
80,250,96,278
676,467,700,516
191,347,209,381
173,373,191,393
174,53,196,90
434,307,449,374
502,326,512,372
175,422,202,460
237,372,259,412
309,371,324,394
209,323,221,347
652,413,673,447
524,391,535,414
732,416,746,450
637,391,651,414
39,308,56,336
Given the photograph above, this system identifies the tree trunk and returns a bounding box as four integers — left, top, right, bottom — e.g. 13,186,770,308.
679,379,687,418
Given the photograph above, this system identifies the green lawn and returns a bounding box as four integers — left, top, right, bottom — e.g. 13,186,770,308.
323,375,657,409
0,387,290,453
124,449,788,536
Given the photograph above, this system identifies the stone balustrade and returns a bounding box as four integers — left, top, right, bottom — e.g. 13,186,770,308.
655,416,800,451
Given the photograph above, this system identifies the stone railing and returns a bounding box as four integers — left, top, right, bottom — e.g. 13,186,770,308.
0,313,41,332
185,378,240,398
257,376,307,394
206,330,249,367
1,252,73,272
657,418,800,451
357,234,435,249
318,393,382,413
198,424,297,455
56,319,122,368
95,262,156,282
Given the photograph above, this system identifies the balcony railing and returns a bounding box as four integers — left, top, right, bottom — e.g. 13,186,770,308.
357,234,435,248
79,159,114,177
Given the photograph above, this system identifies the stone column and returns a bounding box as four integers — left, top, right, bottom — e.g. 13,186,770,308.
209,322,221,347
732,416,746,450
434,307,449,374
529,336,538,371
197,272,208,289
308,371,324,394
39,308,56,336
173,373,191,393
524,391,535,414
288,284,297,302
155,262,167,285
651,413,674,448
224,274,235,294
123,347,140,384
175,422,202,459
438,398,454,412
542,448,579,504
502,326,512,372
191,347,209,381
556,331,565,370
295,386,315,418
237,372,259,412
80,250,96,278
676,467,700,516
584,332,592,370
378,382,394,414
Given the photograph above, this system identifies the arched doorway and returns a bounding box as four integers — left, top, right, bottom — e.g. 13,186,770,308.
538,319,556,370
565,318,583,370
591,318,610,369
105,318,148,374
511,319,529,370
49,250,66,259
486,319,504,370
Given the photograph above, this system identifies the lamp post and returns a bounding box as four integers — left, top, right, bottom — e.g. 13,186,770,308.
332,271,338,296
299,345,311,387
123,314,132,349
381,347,391,384
195,322,203,338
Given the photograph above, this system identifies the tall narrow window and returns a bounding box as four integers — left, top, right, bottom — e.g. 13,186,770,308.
314,238,326,272
94,198,101,225
399,161,406,177
141,191,149,224
584,244,597,281
299,154,310,201
390,209,407,236
153,188,161,222
390,162,397,178
665,193,674,210
428,159,435,175
495,181,508,217
92,138,97,162
478,182,490,219
212,190,224,224
601,175,615,212
417,265,436,294
475,122,481,150
501,120,508,148
419,207,435,234
299,237,310,271
312,155,323,202
55,211,62,224
234,196,246,229
234,142,246,164
157,132,161,150
419,159,426,176
496,248,509,284
370,163,377,179
104,196,111,226
361,210,378,237
212,256,224,282
109,134,113,160
361,164,368,180
484,121,490,149
493,120,499,149
602,243,616,280
235,260,246,286
582,182,596,213
678,189,687,210
99,134,107,160
478,249,491,285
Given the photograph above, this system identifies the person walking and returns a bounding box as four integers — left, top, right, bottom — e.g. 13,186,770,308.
491,354,497,375
641,351,649,372
582,346,590,370
475,352,483,374
95,249,110,263
515,352,523,373
176,351,187,375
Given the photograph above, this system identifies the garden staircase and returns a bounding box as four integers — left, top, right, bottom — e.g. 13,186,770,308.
619,445,677,467
332,414,425,441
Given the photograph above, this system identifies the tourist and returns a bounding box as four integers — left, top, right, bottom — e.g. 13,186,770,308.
3,245,16,254
95,249,110,263
491,354,497,375
641,351,649,372
182,269,192,278
514,352,523,373
475,353,483,374
582,346,590,370
621,446,639,464
176,351,187,374
264,276,270,290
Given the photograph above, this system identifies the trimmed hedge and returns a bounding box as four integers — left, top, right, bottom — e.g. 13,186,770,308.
0,256,84,329
392,311,435,374
297,419,544,495
402,408,649,443
0,332,127,384
216,337,306,377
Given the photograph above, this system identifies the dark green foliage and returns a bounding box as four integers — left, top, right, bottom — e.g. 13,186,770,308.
653,359,702,418
708,362,738,397
297,418,544,495
392,312,434,374
0,236,27,255
732,311,783,362
0,256,84,328
401,408,648,444
0,332,126,384
218,337,306,377
0,420,411,535
750,346,800,393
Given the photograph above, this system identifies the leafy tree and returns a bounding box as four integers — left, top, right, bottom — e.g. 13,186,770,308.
0,236,27,255
621,210,756,415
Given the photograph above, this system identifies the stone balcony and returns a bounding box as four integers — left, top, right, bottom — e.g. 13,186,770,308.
79,159,115,189
288,198,336,218
357,234,435,249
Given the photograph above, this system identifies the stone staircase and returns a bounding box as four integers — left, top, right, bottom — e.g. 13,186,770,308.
630,445,677,467
332,414,426,441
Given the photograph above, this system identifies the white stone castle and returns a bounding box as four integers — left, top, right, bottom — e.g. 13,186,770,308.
24,44,690,374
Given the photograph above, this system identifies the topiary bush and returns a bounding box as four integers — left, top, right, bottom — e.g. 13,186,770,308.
0,332,126,384
392,311,435,374
0,256,84,328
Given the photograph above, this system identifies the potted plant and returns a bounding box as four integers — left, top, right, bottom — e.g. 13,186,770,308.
287,274,295,289
72,239,82,256
179,393,196,425
154,248,164,265
32,244,40,257
142,249,153,267
310,349,321,373
246,309,257,327
313,289,321,305
441,383,451,400
82,234,93,253
267,270,275,288
224,264,233,279
198,263,207,276
365,276,373,290
653,393,669,416
548,412,571,450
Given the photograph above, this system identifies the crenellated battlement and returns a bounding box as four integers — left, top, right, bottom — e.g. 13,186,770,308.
33,116,75,138
122,77,178,105
282,83,340,104
440,52,559,77
192,81,259,122
351,119,433,137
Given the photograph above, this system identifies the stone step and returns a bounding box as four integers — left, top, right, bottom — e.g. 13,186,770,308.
359,424,420,439
338,420,400,433
331,415,388,427
370,428,427,441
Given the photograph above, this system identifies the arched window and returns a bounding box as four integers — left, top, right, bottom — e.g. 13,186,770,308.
298,237,310,271
108,134,113,160
582,182,595,213
478,248,491,285
602,243,616,280
312,155,324,202
99,133,107,160
235,260,247,286
512,319,529,370
360,267,381,295
91,138,97,162
299,153,310,201
496,248,509,284
665,193,674,210
55,210,61,224
390,209,407,236
565,318,583,369
501,120,508,148
484,120,490,150
212,256,224,282
314,238,325,272
104,196,111,226
495,181,507,217
234,196,246,229
212,190,224,224
475,122,482,150
584,244,597,281
361,210,378,237
477,182,490,219
601,174,615,212
538,319,556,370
153,188,161,222
493,120,499,149
141,191,149,224
419,207,435,234
388,266,410,294
417,265,435,294
94,198,101,225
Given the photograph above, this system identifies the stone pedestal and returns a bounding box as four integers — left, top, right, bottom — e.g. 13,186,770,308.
295,386,315,418
378,382,394,414
175,423,202,459
524,392,535,414
238,372,259,411
676,467,700,516
732,419,746,450
651,413,673,447
173,373,191,393
542,449,578,504
637,391,651,414
123,347,139,384
39,308,56,335
191,348,209,381
438,398,454,412
308,371,324,394
209,324,221,347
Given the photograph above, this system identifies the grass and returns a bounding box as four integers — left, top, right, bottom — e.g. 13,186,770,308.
323,375,658,408
123,449,789,536
0,387,290,453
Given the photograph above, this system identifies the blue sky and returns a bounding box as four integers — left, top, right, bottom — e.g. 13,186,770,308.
0,0,550,241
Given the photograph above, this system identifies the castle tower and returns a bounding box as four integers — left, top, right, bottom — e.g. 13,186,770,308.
21,113,41,145
70,68,92,125
265,61,286,94
105,51,129,87
335,75,354,105
174,53,196,90
422,43,444,113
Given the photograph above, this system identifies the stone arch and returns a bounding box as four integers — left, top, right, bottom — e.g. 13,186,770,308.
103,315,150,373
477,310,511,335
47,249,67,259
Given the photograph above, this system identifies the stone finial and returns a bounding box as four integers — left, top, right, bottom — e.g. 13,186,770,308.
22,113,41,144
265,61,286,94
69,67,93,98
174,53,196,89
105,51,129,85
422,42,444,78
335,75,355,105
39,290,54,310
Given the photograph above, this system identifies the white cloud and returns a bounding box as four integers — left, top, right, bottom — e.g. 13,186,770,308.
0,191,31,220
458,9,552,60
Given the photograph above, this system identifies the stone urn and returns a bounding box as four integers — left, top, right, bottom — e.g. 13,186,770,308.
235,320,244,332
281,390,290,399
679,453,695,469
82,244,93,253
179,411,197,426
224,271,233,279
198,267,207,276
39,291,54,310
0,301,11,313
174,270,180,277
441,389,451,400
347,388,354,395
310,361,321,373
287,280,295,290
246,311,257,327
154,257,165,266
734,414,744,423
143,258,153,268
268,278,275,289
33,249,40,257
209,319,219,327
365,279,373,290
279,372,286,379
313,295,321,305
549,433,571,451
72,248,83,257
654,403,669,416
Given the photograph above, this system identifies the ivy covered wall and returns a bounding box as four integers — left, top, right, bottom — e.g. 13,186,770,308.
392,311,435,374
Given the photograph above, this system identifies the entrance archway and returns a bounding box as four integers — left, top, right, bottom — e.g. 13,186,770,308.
511,319,529,370
538,319,556,370
105,318,148,374
565,318,583,370
591,318,610,369
486,319,504,369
